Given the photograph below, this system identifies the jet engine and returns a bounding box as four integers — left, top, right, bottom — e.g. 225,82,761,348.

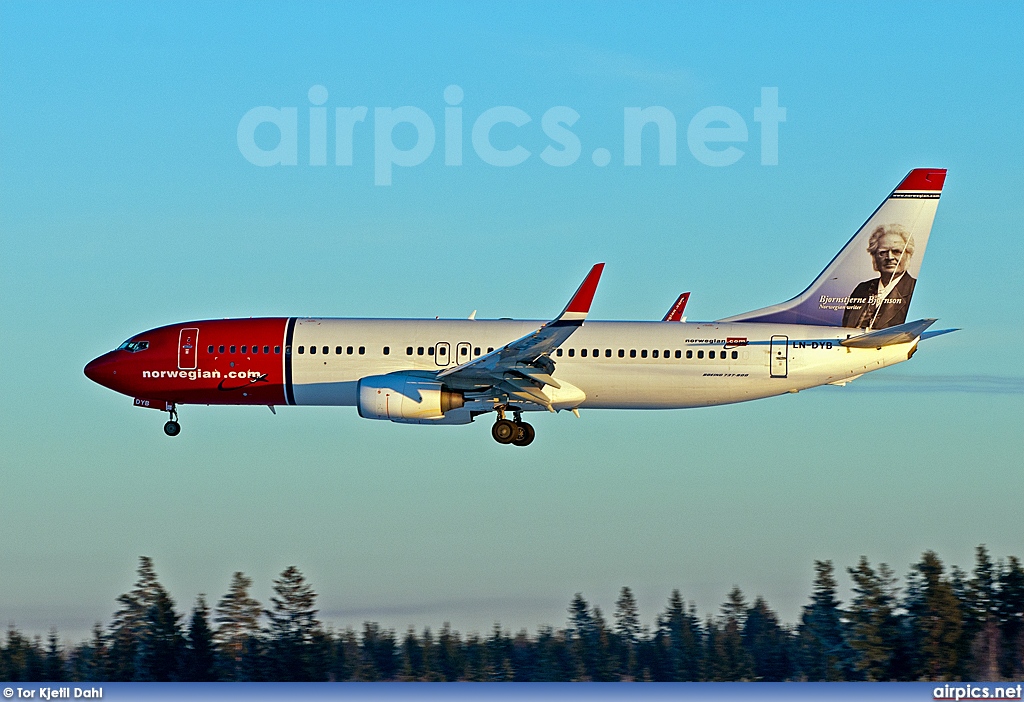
357,373,466,423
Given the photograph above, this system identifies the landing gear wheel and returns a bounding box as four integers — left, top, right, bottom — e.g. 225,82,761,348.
164,421,181,437
512,422,535,447
491,418,517,444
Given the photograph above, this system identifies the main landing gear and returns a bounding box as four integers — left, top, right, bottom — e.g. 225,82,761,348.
163,405,181,437
491,407,535,447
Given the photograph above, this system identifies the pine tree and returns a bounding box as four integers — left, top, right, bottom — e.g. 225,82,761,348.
73,624,108,681
614,586,641,679
107,556,179,681
214,571,263,680
107,557,158,680
264,566,324,680
43,630,65,682
137,586,182,680
906,551,963,680
435,622,462,681
567,593,593,680
846,557,901,680
181,596,217,681
659,589,703,681
996,556,1024,678
798,560,852,680
712,587,754,680
966,546,1000,679
744,596,793,681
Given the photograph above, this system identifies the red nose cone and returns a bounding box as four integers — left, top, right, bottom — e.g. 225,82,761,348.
84,352,119,389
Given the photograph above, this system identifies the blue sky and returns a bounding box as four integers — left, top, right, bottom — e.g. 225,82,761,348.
1,1,1022,640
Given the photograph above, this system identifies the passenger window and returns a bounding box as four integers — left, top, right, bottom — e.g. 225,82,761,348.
593,349,599,358
321,346,327,355
580,349,587,357
686,350,692,359
697,350,704,359
630,349,637,358
337,346,343,355
568,349,575,357
230,345,237,354
675,350,681,359
487,347,494,353
460,347,468,356
347,346,353,354
251,346,258,355
383,346,390,355
618,349,625,358
298,346,305,354
241,345,247,354
310,346,316,355
732,351,738,359
417,347,424,356
474,347,481,356
274,346,281,354
641,350,648,358
219,345,225,354
709,351,715,359
664,349,670,358
358,346,365,355
407,346,413,355
556,349,563,357
652,350,659,358
265,346,271,354
438,346,446,356
208,345,214,354
428,347,434,355
605,349,612,357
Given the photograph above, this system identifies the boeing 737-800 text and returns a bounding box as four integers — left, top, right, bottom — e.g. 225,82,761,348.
84,169,953,445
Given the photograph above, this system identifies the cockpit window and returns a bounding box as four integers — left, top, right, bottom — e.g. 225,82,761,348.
117,340,150,353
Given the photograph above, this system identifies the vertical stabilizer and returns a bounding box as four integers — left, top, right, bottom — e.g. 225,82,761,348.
722,168,946,329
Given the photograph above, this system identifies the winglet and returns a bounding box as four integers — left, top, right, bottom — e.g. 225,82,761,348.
662,292,690,322
555,263,605,324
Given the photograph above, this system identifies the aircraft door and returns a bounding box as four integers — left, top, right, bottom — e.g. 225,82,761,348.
434,342,450,367
178,327,199,370
456,342,472,366
770,335,788,378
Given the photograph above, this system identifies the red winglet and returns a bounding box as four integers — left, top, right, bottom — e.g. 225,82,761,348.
895,168,946,192
662,292,690,322
564,263,605,315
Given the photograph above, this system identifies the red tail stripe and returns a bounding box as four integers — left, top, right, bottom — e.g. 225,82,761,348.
895,168,946,192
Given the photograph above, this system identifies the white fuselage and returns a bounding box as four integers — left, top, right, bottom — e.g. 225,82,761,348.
289,318,914,410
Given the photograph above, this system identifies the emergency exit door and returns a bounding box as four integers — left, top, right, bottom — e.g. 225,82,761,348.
770,335,788,378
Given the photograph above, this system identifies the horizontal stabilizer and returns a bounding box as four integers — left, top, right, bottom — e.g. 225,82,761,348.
921,328,959,341
841,318,936,348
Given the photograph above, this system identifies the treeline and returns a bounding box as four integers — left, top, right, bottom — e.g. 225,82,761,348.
2,547,1022,682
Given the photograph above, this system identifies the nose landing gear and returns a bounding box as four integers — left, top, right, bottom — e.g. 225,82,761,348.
163,405,181,437
490,407,535,446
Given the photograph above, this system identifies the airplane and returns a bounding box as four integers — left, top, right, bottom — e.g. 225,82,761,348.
84,168,953,446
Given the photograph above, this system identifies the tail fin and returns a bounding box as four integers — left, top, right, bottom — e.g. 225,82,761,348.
722,168,946,329
662,292,690,322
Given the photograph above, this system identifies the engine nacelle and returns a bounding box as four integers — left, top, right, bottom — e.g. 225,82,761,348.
357,373,465,422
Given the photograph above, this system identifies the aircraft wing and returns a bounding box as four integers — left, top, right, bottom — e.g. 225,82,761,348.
436,264,604,404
